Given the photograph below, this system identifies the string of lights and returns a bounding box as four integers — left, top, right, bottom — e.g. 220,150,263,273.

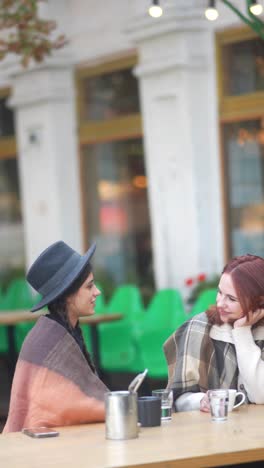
148,1,264,39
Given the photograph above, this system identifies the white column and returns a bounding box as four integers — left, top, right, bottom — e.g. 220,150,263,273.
7,56,83,269
127,3,224,292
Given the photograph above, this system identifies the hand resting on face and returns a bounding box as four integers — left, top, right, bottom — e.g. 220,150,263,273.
233,308,264,329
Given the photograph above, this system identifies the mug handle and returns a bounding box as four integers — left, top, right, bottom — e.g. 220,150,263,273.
233,391,246,409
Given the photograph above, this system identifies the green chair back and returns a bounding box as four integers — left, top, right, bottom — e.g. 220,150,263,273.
80,282,106,354
3,278,35,310
136,288,187,379
94,282,106,314
188,288,218,318
0,288,8,354
98,285,145,373
106,284,144,317
1,278,39,353
14,293,43,352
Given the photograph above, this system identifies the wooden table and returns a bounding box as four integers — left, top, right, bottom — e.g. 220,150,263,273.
0,405,264,467
0,311,122,375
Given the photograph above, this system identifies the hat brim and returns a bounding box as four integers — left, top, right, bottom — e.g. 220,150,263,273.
30,243,96,312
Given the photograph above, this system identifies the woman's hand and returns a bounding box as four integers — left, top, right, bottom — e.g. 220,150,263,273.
200,393,210,413
233,308,264,329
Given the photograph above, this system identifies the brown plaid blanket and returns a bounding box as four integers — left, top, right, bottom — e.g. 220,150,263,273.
163,312,240,399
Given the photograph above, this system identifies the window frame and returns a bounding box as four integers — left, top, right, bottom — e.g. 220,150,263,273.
217,27,264,258
75,55,143,249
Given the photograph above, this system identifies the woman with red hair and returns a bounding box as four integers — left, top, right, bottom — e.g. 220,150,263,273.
164,254,264,412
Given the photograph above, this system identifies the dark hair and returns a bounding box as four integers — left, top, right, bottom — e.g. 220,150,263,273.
207,254,264,325
48,262,95,370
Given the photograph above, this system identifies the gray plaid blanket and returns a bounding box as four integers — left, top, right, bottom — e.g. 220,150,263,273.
163,312,240,399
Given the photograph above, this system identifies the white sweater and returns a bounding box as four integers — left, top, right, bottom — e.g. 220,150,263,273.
175,323,264,412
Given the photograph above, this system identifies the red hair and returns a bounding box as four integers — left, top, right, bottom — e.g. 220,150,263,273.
207,254,264,325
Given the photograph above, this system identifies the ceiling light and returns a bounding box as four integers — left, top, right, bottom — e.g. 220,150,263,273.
148,0,163,18
205,0,219,21
249,0,263,16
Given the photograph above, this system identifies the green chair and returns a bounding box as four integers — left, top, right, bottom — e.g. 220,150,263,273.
0,290,8,354
188,288,218,318
3,278,38,352
81,282,107,356
80,323,93,355
105,285,144,318
3,278,35,310
98,285,145,372
136,289,187,379
94,282,106,314
14,293,43,352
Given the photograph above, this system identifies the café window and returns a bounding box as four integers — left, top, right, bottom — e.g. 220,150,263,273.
77,58,153,292
81,68,140,121
83,139,152,286
222,37,264,96
223,120,264,257
218,29,264,258
0,96,15,137
0,158,25,274
0,89,24,277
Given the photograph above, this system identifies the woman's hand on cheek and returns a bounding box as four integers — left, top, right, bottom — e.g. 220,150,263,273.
233,309,264,328
200,393,210,413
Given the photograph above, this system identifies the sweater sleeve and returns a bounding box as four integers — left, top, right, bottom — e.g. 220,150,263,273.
232,326,264,403
175,392,205,412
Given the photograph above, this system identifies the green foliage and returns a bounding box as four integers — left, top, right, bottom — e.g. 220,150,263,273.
0,0,67,67
187,275,220,305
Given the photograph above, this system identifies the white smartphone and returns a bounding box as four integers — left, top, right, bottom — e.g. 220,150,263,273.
22,427,59,438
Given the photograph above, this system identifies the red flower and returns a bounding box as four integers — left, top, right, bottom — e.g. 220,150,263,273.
197,273,206,282
185,277,194,287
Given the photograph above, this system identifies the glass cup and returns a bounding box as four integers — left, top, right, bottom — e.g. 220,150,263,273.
152,389,173,421
208,389,229,422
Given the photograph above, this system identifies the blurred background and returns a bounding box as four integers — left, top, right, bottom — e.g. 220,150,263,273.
0,0,263,429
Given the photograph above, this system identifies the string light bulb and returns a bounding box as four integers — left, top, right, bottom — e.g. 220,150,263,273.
249,0,263,16
205,0,219,21
148,0,163,18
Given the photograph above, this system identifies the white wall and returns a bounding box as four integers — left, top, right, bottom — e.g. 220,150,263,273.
62,0,136,64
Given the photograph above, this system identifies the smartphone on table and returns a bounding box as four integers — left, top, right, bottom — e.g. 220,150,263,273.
22,427,59,438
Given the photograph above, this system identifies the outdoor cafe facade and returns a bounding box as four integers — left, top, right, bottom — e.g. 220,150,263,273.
0,0,263,297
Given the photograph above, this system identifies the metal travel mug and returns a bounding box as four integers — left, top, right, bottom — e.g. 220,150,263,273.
105,391,139,440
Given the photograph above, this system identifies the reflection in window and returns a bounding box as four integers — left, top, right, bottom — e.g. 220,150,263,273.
223,120,264,257
83,139,152,288
0,97,15,137
222,38,264,96
82,68,140,121
0,159,25,273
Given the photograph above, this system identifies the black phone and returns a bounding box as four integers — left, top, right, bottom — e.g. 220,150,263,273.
22,427,59,438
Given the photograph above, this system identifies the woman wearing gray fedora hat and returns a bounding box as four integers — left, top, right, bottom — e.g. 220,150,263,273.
3,241,109,433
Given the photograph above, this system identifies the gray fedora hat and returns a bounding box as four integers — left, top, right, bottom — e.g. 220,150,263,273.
27,241,96,312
